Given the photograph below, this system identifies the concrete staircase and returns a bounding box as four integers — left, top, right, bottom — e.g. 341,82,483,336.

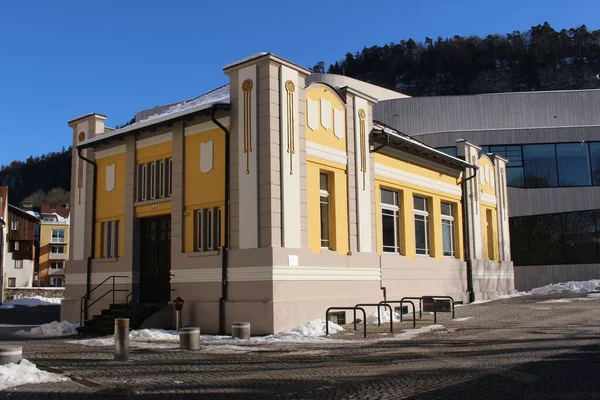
77,303,165,335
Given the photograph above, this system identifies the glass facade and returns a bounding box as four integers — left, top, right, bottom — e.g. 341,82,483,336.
510,209,600,266
439,142,600,189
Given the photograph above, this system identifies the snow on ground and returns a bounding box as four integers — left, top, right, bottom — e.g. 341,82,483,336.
0,296,62,309
14,321,78,337
68,320,347,349
462,279,600,307
453,317,473,322
530,280,600,295
394,325,445,340
0,359,68,390
366,310,402,324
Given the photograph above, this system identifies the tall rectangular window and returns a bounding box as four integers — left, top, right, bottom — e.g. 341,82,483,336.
11,221,19,231
8,278,15,288
485,209,495,260
195,207,221,252
14,260,23,269
441,202,455,257
137,158,172,202
381,189,401,253
149,162,156,200
413,196,430,255
100,220,119,258
320,173,331,248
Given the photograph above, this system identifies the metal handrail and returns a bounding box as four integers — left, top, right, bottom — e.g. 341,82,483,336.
125,287,139,304
80,275,129,326
380,300,417,328
355,303,393,333
326,307,367,338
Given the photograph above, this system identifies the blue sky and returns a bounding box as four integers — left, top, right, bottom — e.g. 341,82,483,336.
0,0,598,167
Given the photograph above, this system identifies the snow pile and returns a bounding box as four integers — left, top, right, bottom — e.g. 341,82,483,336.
530,280,600,295
395,325,445,341
130,329,179,342
0,296,62,309
265,319,345,341
366,310,402,324
453,317,473,322
14,321,79,337
0,359,68,390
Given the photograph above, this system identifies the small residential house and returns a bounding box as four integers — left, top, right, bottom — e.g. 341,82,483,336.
38,205,69,287
62,53,514,334
3,203,39,296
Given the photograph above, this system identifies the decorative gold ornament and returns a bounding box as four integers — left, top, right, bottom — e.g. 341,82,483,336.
358,109,366,120
359,109,367,190
242,80,254,174
285,80,295,93
242,79,253,93
286,81,296,174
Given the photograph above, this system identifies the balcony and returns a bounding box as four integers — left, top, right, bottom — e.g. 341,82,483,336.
49,252,67,261
48,268,65,276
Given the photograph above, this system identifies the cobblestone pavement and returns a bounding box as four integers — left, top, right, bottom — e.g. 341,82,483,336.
3,293,600,399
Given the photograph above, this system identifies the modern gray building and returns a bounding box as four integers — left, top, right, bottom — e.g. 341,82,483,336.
366,88,600,290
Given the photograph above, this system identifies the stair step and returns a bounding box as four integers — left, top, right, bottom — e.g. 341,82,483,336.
109,303,131,310
101,309,129,317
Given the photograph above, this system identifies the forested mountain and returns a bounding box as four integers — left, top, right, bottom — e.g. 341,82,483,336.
318,23,600,96
3,23,600,206
0,148,71,207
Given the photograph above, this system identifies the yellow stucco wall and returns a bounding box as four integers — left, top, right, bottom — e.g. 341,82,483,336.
479,156,496,196
95,151,126,258
183,127,226,252
374,153,464,260
38,223,69,285
305,85,346,153
307,157,349,255
482,205,499,262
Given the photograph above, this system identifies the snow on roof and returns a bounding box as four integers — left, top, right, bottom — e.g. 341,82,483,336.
223,52,268,70
79,84,230,148
372,122,472,168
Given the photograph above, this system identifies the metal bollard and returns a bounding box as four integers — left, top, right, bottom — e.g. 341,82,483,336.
231,322,251,339
179,327,201,350
114,318,129,361
0,346,22,365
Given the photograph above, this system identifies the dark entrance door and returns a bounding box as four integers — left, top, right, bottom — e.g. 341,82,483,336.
139,215,171,303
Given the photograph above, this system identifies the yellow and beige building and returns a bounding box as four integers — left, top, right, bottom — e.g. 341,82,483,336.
38,209,69,287
62,53,514,334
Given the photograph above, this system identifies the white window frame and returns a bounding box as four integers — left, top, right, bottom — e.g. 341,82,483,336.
413,196,430,256
11,221,19,231
50,261,64,269
167,158,173,197
14,241,19,251
51,229,65,243
195,207,221,252
100,220,119,258
50,277,64,287
158,159,165,198
50,246,64,254
319,173,331,249
149,162,156,200
138,163,148,202
441,202,455,257
7,278,16,288
380,189,401,254
14,260,23,269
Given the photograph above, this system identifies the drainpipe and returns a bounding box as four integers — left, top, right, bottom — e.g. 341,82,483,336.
77,148,97,321
460,164,478,303
211,105,230,335
0,218,5,303
371,132,391,301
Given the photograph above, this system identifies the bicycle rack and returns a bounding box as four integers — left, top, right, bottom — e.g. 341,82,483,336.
354,303,394,333
326,307,367,338
401,296,439,323
379,300,416,328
